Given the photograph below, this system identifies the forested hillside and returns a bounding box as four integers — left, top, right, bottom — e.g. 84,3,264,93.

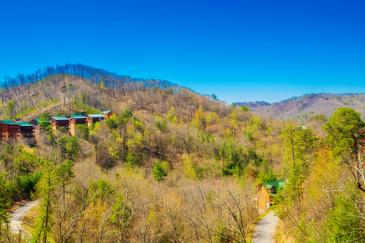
235,93,365,121
0,71,365,242
1,64,178,90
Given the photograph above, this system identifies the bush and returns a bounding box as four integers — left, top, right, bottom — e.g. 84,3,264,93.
152,160,169,181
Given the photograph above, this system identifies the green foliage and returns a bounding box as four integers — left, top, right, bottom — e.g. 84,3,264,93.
76,124,89,140
72,98,100,114
88,179,115,204
59,136,81,161
278,125,317,212
17,172,42,198
325,190,365,242
5,100,16,119
105,114,119,129
215,139,247,176
192,106,207,130
166,106,178,123
0,173,14,215
125,152,138,167
118,108,133,126
152,160,169,181
155,116,168,132
109,194,132,233
239,106,250,112
182,154,204,180
325,107,364,158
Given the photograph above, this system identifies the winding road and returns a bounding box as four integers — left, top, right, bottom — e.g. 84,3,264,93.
252,212,279,243
9,200,39,235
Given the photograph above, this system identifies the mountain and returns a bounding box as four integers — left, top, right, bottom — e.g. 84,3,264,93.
235,93,365,120
0,71,225,121
233,101,270,110
1,64,179,90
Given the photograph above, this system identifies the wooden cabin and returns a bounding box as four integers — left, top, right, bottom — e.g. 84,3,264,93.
86,114,105,127
101,110,114,119
69,114,88,136
51,116,70,135
257,180,285,214
0,120,21,142
16,121,36,145
0,120,35,144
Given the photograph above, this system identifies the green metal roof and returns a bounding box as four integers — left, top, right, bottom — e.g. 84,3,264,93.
264,179,286,192
52,116,69,121
71,114,87,119
89,114,104,118
0,120,17,125
16,121,33,127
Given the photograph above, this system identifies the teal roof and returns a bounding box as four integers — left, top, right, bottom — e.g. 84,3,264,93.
89,114,104,118
52,116,69,121
0,120,17,125
16,121,33,127
72,114,87,119
264,179,286,192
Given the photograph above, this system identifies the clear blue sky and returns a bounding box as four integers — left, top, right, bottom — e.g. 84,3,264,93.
1,0,364,103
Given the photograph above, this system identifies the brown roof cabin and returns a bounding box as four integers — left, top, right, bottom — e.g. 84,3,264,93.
257,180,285,214
51,116,70,135
69,114,88,136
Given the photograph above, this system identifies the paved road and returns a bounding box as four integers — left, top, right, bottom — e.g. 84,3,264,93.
9,200,39,234
252,212,279,243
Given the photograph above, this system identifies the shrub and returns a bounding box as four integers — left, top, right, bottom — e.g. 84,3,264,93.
152,160,169,181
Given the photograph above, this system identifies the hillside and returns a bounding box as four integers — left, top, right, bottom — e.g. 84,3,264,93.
235,93,365,120
0,72,224,122
1,64,179,90
1,67,365,242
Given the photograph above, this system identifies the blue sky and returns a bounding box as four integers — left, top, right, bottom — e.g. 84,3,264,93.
0,0,364,103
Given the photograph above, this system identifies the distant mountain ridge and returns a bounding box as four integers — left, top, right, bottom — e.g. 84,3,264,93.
1,64,179,90
235,93,365,120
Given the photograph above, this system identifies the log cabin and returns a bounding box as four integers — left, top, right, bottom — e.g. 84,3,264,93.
69,114,88,136
87,114,105,127
257,179,285,214
0,120,21,142
51,116,70,135
101,110,114,119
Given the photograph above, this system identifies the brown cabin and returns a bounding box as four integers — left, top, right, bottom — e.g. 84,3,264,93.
0,120,35,145
86,114,105,127
69,114,88,136
257,180,285,214
51,116,70,135
101,110,114,119
0,120,21,142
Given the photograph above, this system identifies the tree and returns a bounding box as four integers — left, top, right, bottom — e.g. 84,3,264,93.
152,160,168,181
5,100,15,119
166,106,178,123
59,136,81,161
325,189,365,242
279,125,317,214
109,194,132,241
325,108,365,192
325,108,364,158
